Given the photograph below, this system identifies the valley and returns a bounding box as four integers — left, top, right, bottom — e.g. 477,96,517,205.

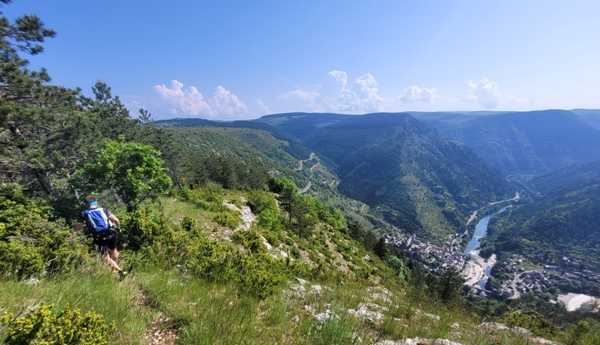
160,111,600,308
3,2,600,344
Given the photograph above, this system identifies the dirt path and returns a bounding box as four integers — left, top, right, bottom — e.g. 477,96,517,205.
131,281,180,345
144,313,178,345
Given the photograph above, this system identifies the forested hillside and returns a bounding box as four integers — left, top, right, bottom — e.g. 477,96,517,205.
428,110,600,176
258,113,511,242
486,161,600,271
481,160,600,300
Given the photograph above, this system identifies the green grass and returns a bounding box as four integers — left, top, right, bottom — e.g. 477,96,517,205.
0,263,156,345
2,189,597,345
3,263,592,345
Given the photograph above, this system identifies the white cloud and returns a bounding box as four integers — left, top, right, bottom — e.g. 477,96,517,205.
280,70,385,113
154,80,247,118
211,85,248,116
399,85,438,104
256,99,271,115
466,78,500,109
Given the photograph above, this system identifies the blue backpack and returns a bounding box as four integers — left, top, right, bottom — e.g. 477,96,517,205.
83,208,111,234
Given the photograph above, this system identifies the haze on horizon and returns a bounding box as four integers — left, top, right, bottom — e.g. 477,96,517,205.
6,0,600,119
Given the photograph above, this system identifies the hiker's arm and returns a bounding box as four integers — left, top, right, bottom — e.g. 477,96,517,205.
108,213,120,226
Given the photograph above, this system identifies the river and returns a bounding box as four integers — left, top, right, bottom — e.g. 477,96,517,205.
463,206,511,289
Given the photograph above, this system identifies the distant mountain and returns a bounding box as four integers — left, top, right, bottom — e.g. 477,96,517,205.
421,110,600,177
572,109,600,130
259,113,512,241
487,160,600,275
529,160,600,196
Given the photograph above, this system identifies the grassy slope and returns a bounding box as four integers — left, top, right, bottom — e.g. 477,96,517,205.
2,191,587,345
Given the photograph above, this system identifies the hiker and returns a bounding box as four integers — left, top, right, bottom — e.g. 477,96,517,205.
81,195,126,276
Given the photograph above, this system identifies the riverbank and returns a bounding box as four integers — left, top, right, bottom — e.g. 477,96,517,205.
558,293,600,313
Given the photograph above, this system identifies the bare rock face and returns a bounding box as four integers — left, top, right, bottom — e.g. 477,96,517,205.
304,303,337,323
223,200,256,231
347,303,387,323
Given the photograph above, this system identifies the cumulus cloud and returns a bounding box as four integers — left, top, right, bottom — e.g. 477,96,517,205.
256,99,271,115
280,70,385,113
211,86,247,116
154,80,247,118
399,85,438,104
466,78,500,109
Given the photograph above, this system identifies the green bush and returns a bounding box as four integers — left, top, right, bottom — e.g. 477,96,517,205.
233,230,267,253
385,255,410,281
0,304,113,345
0,184,90,279
121,206,165,250
185,231,287,298
317,205,347,232
501,310,557,337
80,140,172,210
248,191,285,233
247,190,277,214
213,209,241,229
192,183,224,209
185,233,238,281
237,253,286,298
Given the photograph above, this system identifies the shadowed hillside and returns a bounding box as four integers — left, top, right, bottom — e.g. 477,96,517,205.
258,113,512,241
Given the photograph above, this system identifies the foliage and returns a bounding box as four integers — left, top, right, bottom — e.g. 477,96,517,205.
0,304,113,345
0,183,90,278
212,209,241,229
260,113,512,241
81,140,172,210
185,230,287,298
289,194,320,236
121,204,166,250
564,319,600,345
488,164,600,274
248,191,285,233
422,266,466,304
501,310,557,337
384,255,410,282
268,177,344,236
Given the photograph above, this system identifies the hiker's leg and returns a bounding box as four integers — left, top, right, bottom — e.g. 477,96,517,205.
109,247,120,262
103,252,122,272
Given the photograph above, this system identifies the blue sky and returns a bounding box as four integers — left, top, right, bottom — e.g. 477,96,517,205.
5,0,600,119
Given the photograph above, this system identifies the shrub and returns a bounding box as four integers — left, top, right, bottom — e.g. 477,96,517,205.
0,304,113,345
184,231,287,298
237,253,287,298
212,209,241,229
247,191,277,214
185,233,237,281
233,230,267,253
385,255,410,282
121,206,165,250
316,205,347,232
289,195,320,236
248,191,285,233
193,183,224,208
501,310,557,337
0,184,90,279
